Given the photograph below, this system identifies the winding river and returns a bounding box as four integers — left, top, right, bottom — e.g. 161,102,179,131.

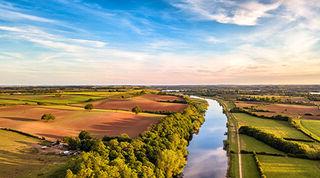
183,98,228,178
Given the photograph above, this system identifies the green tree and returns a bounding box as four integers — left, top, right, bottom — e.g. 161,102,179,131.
84,103,93,110
79,130,92,140
41,113,55,121
132,106,142,114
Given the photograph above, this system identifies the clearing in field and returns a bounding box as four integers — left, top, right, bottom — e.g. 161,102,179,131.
93,94,187,112
0,129,66,178
257,155,320,178
0,105,163,140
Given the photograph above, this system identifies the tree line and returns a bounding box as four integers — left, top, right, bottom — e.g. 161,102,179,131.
239,126,320,159
63,97,208,178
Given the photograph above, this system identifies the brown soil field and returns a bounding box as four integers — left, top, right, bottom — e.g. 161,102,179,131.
235,101,320,120
0,105,163,140
93,94,187,112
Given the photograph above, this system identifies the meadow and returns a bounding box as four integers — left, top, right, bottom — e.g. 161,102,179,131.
301,119,320,137
258,155,320,178
233,113,312,140
0,129,66,178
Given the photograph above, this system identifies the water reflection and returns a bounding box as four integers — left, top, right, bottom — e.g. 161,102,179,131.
183,99,228,178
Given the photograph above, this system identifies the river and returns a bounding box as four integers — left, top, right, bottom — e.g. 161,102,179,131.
183,98,228,178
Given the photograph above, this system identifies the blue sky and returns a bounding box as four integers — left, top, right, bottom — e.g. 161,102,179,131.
0,0,319,85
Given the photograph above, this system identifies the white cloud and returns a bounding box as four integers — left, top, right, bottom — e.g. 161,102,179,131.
0,2,57,23
171,0,282,25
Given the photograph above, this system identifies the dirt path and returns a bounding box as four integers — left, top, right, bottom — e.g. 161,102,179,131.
236,123,243,178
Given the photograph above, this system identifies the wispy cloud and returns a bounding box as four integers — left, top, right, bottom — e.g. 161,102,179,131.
170,0,282,26
0,2,57,23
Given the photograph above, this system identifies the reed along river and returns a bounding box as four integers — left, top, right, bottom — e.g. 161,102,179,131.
183,98,228,178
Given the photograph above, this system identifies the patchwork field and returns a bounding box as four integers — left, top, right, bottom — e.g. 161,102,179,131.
235,101,320,120
93,94,187,112
257,155,320,178
233,113,312,140
0,130,66,178
0,105,163,140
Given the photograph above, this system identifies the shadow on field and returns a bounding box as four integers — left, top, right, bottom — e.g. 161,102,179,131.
0,117,37,122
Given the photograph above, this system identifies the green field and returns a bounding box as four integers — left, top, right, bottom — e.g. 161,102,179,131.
258,155,320,178
233,113,311,140
0,130,66,178
301,119,320,137
0,90,145,106
242,154,260,178
240,134,284,154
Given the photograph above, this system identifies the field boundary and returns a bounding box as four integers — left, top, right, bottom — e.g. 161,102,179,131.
0,127,46,140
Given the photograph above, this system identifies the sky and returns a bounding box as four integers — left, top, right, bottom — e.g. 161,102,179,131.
0,0,319,85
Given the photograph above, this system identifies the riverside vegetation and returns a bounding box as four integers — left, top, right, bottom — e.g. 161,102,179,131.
63,97,208,177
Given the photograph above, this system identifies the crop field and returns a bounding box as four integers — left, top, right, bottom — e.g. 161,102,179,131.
235,101,320,120
0,105,163,140
0,129,66,178
233,113,312,140
301,120,320,137
93,94,187,112
240,134,284,154
257,155,320,178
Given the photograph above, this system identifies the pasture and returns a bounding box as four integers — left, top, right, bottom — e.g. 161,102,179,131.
241,154,260,178
257,155,320,178
0,130,66,178
301,120,320,137
233,113,312,140
240,134,284,154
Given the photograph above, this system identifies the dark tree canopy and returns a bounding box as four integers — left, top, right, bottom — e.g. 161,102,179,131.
84,103,93,110
132,106,142,114
41,113,55,121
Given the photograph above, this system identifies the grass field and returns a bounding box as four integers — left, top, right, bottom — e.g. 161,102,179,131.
240,134,284,154
301,119,320,137
0,94,104,105
0,130,66,178
233,113,311,140
258,155,320,178
241,154,260,178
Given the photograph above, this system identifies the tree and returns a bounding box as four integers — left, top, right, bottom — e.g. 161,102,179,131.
132,106,142,114
79,130,92,140
41,113,55,121
84,103,93,110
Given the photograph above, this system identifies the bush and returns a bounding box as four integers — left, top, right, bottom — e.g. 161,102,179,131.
41,113,55,121
84,103,93,110
132,106,142,114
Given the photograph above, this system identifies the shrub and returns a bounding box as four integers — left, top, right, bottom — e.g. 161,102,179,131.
84,103,93,110
41,113,55,121
132,106,142,114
